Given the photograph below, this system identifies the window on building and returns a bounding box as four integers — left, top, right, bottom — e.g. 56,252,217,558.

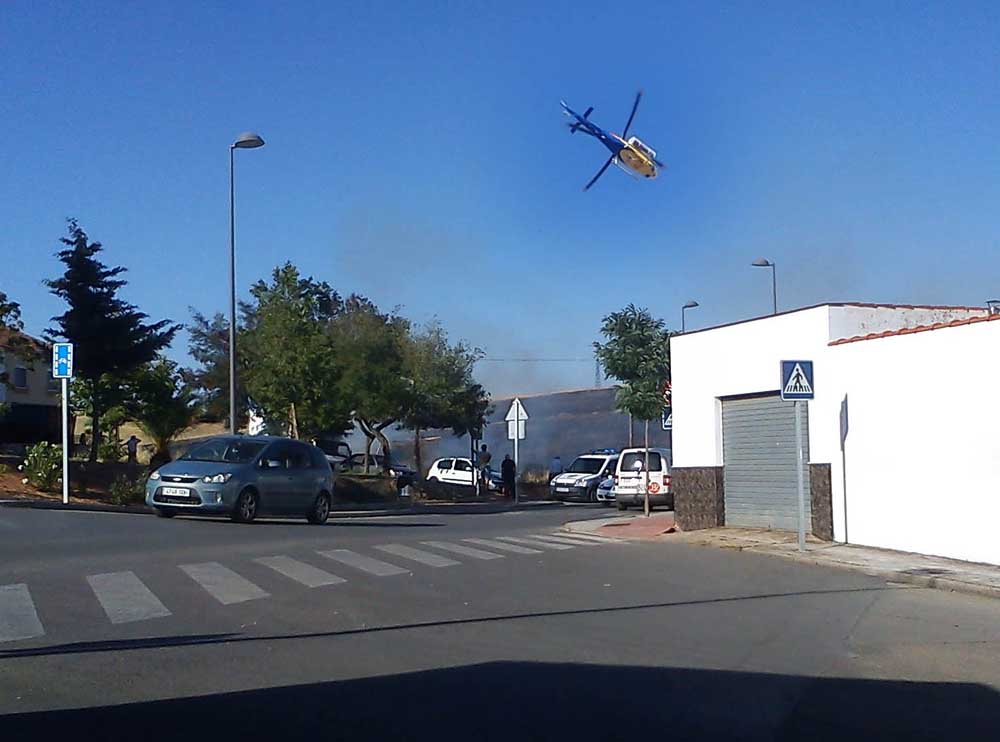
12,366,27,390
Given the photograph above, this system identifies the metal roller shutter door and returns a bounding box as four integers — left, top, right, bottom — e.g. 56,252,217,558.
722,394,810,530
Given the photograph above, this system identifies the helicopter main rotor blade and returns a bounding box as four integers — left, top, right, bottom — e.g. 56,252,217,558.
583,155,615,191
622,90,643,138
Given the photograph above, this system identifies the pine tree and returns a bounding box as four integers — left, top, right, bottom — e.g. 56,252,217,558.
45,220,180,461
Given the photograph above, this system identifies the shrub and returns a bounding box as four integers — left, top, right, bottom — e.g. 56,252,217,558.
109,474,145,507
20,442,62,491
0,463,12,475
98,438,125,463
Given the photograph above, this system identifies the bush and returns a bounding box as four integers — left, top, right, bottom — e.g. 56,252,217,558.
109,474,145,507
0,463,12,475
98,438,125,463
19,442,62,491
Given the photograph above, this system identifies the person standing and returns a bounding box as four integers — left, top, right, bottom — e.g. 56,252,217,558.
501,454,516,501
548,455,563,483
126,435,141,465
478,443,492,495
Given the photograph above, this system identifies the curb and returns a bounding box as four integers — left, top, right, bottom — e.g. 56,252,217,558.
562,518,1000,601
0,499,151,515
736,545,1000,602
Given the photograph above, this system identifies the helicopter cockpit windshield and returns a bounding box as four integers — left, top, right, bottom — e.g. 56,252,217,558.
627,136,657,161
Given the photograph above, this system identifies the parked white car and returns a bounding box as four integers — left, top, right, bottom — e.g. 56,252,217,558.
595,475,616,506
426,457,502,490
613,447,673,511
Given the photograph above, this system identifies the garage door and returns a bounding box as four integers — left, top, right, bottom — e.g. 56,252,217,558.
722,394,810,530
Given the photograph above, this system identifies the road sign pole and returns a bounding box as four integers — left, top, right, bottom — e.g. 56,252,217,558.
795,400,805,551
513,405,519,505
61,377,69,505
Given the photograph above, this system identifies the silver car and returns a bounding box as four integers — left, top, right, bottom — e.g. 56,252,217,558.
145,435,335,524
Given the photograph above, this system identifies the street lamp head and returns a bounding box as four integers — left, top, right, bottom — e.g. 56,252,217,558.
752,258,773,268
232,132,265,149
683,300,699,309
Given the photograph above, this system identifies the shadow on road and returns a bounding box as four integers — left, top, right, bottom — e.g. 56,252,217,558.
2,659,997,740
0,585,898,661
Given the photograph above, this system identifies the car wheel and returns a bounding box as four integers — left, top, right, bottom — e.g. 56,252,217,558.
155,507,176,518
231,489,259,523
307,492,331,524
617,502,628,511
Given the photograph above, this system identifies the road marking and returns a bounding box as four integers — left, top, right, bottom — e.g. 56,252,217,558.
462,538,543,555
375,544,460,568
421,541,504,560
253,556,346,588
0,584,44,642
318,549,411,576
551,532,623,544
526,533,599,546
180,562,270,605
87,571,172,624
495,536,575,551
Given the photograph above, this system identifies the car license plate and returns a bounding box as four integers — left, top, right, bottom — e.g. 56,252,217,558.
556,487,570,493
162,486,190,497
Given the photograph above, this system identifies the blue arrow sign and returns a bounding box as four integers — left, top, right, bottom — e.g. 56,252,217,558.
52,343,74,379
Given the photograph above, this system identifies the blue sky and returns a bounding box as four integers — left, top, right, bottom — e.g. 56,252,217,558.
3,1,999,395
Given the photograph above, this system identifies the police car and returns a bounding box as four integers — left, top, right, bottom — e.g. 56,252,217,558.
549,449,619,503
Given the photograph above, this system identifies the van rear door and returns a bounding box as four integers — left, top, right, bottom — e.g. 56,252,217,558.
617,451,664,494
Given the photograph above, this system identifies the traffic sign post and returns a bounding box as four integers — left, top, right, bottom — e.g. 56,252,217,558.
781,360,814,551
661,380,672,431
52,343,74,505
505,398,528,505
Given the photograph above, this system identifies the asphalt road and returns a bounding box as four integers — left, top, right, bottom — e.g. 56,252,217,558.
2,504,1000,741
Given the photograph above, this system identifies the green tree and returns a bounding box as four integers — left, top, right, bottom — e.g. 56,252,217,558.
593,304,672,516
181,309,250,424
399,323,489,477
241,263,351,439
127,358,193,467
329,301,411,473
45,221,180,461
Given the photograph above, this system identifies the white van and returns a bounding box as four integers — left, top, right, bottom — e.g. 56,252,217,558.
613,447,673,511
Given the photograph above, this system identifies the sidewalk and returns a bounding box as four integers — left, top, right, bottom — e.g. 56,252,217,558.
563,516,1000,601
0,497,562,518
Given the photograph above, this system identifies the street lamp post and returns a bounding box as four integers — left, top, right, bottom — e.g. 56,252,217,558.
229,132,265,435
752,258,777,315
681,300,699,333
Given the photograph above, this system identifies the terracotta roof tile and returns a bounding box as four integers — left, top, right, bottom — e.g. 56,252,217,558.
829,312,1000,345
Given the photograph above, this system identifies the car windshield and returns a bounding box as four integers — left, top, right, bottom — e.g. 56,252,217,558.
181,439,268,464
567,457,605,474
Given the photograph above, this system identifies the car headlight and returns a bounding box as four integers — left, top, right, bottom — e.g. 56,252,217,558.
148,470,161,481
202,473,232,484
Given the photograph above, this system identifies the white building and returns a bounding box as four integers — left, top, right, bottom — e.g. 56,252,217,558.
671,302,1000,565
0,329,60,444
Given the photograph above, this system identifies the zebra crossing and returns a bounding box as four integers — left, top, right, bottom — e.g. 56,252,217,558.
0,530,624,643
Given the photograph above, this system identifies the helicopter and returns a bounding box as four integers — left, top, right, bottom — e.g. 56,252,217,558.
560,91,665,191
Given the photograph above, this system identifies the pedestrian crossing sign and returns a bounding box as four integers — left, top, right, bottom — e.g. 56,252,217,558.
781,360,814,400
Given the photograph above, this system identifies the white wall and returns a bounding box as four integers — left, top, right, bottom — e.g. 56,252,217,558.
672,306,836,468
827,318,1000,564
